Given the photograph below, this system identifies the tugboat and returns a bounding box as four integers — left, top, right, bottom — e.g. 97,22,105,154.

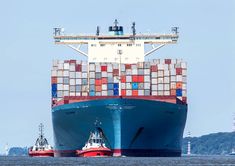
28,123,54,157
76,127,113,157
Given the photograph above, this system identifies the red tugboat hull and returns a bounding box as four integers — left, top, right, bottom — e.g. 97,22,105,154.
28,150,54,157
76,148,113,157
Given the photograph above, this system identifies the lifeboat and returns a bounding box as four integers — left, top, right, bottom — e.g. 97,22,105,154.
28,123,54,157
76,128,112,157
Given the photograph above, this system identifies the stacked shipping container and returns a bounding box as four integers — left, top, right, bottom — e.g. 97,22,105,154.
51,59,187,102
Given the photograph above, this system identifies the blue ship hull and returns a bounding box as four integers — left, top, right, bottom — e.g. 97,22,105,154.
52,98,187,157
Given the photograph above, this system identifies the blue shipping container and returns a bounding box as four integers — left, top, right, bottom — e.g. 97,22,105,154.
114,89,119,96
113,83,119,89
89,91,95,96
108,83,114,90
132,83,138,90
176,89,182,96
52,91,57,98
52,84,57,91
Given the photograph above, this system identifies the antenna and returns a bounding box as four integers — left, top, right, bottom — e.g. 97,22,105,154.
187,131,191,155
233,113,235,132
39,123,44,138
132,22,136,36
114,19,118,26
171,27,179,34
96,26,100,36
53,28,62,36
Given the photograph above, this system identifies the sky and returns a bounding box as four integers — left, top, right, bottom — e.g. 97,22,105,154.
0,0,234,153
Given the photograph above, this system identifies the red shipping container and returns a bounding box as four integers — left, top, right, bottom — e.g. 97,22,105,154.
101,78,107,84
151,65,157,72
51,77,57,84
182,97,187,103
95,79,102,85
76,64,82,72
165,59,171,64
113,69,119,76
125,64,131,69
95,86,101,92
132,90,138,96
121,75,126,83
138,76,144,82
69,60,76,64
101,66,107,71
176,68,182,75
176,82,182,89
121,90,126,96
132,75,138,82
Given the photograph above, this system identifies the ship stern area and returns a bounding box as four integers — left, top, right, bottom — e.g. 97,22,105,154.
52,98,187,157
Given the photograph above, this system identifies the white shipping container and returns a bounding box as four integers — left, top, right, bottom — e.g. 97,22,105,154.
82,65,88,72
57,71,63,77
57,91,63,98
121,64,125,72
75,92,81,96
126,90,132,96
182,83,187,90
82,72,88,78
169,64,174,69
114,76,119,83
177,96,182,100
132,69,138,75
158,77,164,84
181,62,187,69
57,84,63,90
151,91,158,96
171,82,176,89
171,59,176,64
107,64,113,72
82,92,88,96
151,85,158,91
89,63,95,71
126,83,132,89
107,73,113,78
70,79,76,85
175,63,181,68
182,69,187,76
82,85,88,91
158,70,164,77
102,91,108,96
76,72,82,78
170,69,176,75
158,84,164,91
144,76,150,82
151,72,157,78
63,63,69,70
126,76,132,82
101,72,108,77
138,90,144,96
157,64,164,70
76,60,81,64
164,70,170,76
102,84,107,90
144,69,150,75
95,65,101,72
51,70,57,77
164,84,170,90
57,77,63,84
89,72,95,78
164,77,170,83
64,91,69,96
63,85,69,91
182,76,187,83
70,85,75,92
121,83,126,89
171,76,176,82
58,60,64,64
96,92,101,96
76,79,82,85
69,64,75,71
126,69,132,75
164,64,169,70
164,91,170,96
144,83,150,89
182,90,187,97
58,63,64,70
52,66,58,70
157,91,164,96
53,60,58,67
176,75,183,82
70,72,76,79
63,71,69,77
151,78,157,84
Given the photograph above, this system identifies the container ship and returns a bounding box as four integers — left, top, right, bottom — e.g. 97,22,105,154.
51,20,188,157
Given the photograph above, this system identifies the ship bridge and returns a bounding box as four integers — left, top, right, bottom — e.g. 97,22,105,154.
53,20,179,63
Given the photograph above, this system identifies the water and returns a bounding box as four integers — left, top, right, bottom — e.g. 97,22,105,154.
1,156,235,166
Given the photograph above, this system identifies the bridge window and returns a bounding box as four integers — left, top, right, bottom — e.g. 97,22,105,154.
136,44,141,47
100,44,105,47
118,44,121,47
127,44,132,46
91,44,96,47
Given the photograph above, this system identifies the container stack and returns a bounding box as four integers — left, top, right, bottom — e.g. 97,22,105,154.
51,60,88,101
51,59,187,102
120,62,151,96
89,62,119,96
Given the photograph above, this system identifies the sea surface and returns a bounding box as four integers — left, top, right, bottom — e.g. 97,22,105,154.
1,156,235,166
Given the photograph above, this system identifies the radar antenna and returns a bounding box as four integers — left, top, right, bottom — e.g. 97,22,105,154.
131,22,136,36
39,123,44,138
53,28,62,36
114,19,118,26
171,27,179,34
96,26,100,36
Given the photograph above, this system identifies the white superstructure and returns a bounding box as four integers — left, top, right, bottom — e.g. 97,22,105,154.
53,20,179,64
